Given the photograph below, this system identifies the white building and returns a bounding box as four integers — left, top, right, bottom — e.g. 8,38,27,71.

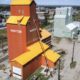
53,7,74,38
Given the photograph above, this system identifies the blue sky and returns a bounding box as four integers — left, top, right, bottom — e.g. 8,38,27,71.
35,0,80,6
0,0,80,6
0,0,10,4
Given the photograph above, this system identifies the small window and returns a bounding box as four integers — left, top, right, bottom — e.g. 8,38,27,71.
18,10,24,15
22,10,24,15
18,10,21,14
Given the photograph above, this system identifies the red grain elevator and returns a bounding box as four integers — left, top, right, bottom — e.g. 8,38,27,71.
7,0,40,60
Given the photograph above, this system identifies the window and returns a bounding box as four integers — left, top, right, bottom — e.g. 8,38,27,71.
13,66,22,75
22,10,24,15
18,10,24,15
18,10,21,14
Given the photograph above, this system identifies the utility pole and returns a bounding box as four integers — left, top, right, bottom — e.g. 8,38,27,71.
70,32,77,68
58,59,61,80
71,40,75,63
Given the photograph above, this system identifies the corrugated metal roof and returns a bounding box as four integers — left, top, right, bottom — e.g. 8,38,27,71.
11,0,32,5
7,16,30,25
45,49,61,63
12,41,49,65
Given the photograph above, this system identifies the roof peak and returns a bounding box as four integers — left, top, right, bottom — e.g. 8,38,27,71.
11,0,33,5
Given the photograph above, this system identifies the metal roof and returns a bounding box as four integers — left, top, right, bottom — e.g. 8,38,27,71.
66,21,80,31
41,29,51,40
12,41,49,65
45,49,60,63
12,41,61,65
11,0,32,5
7,16,30,25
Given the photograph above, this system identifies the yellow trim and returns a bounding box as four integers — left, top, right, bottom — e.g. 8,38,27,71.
45,49,61,63
7,16,30,26
11,0,32,5
41,29,51,40
12,41,49,65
